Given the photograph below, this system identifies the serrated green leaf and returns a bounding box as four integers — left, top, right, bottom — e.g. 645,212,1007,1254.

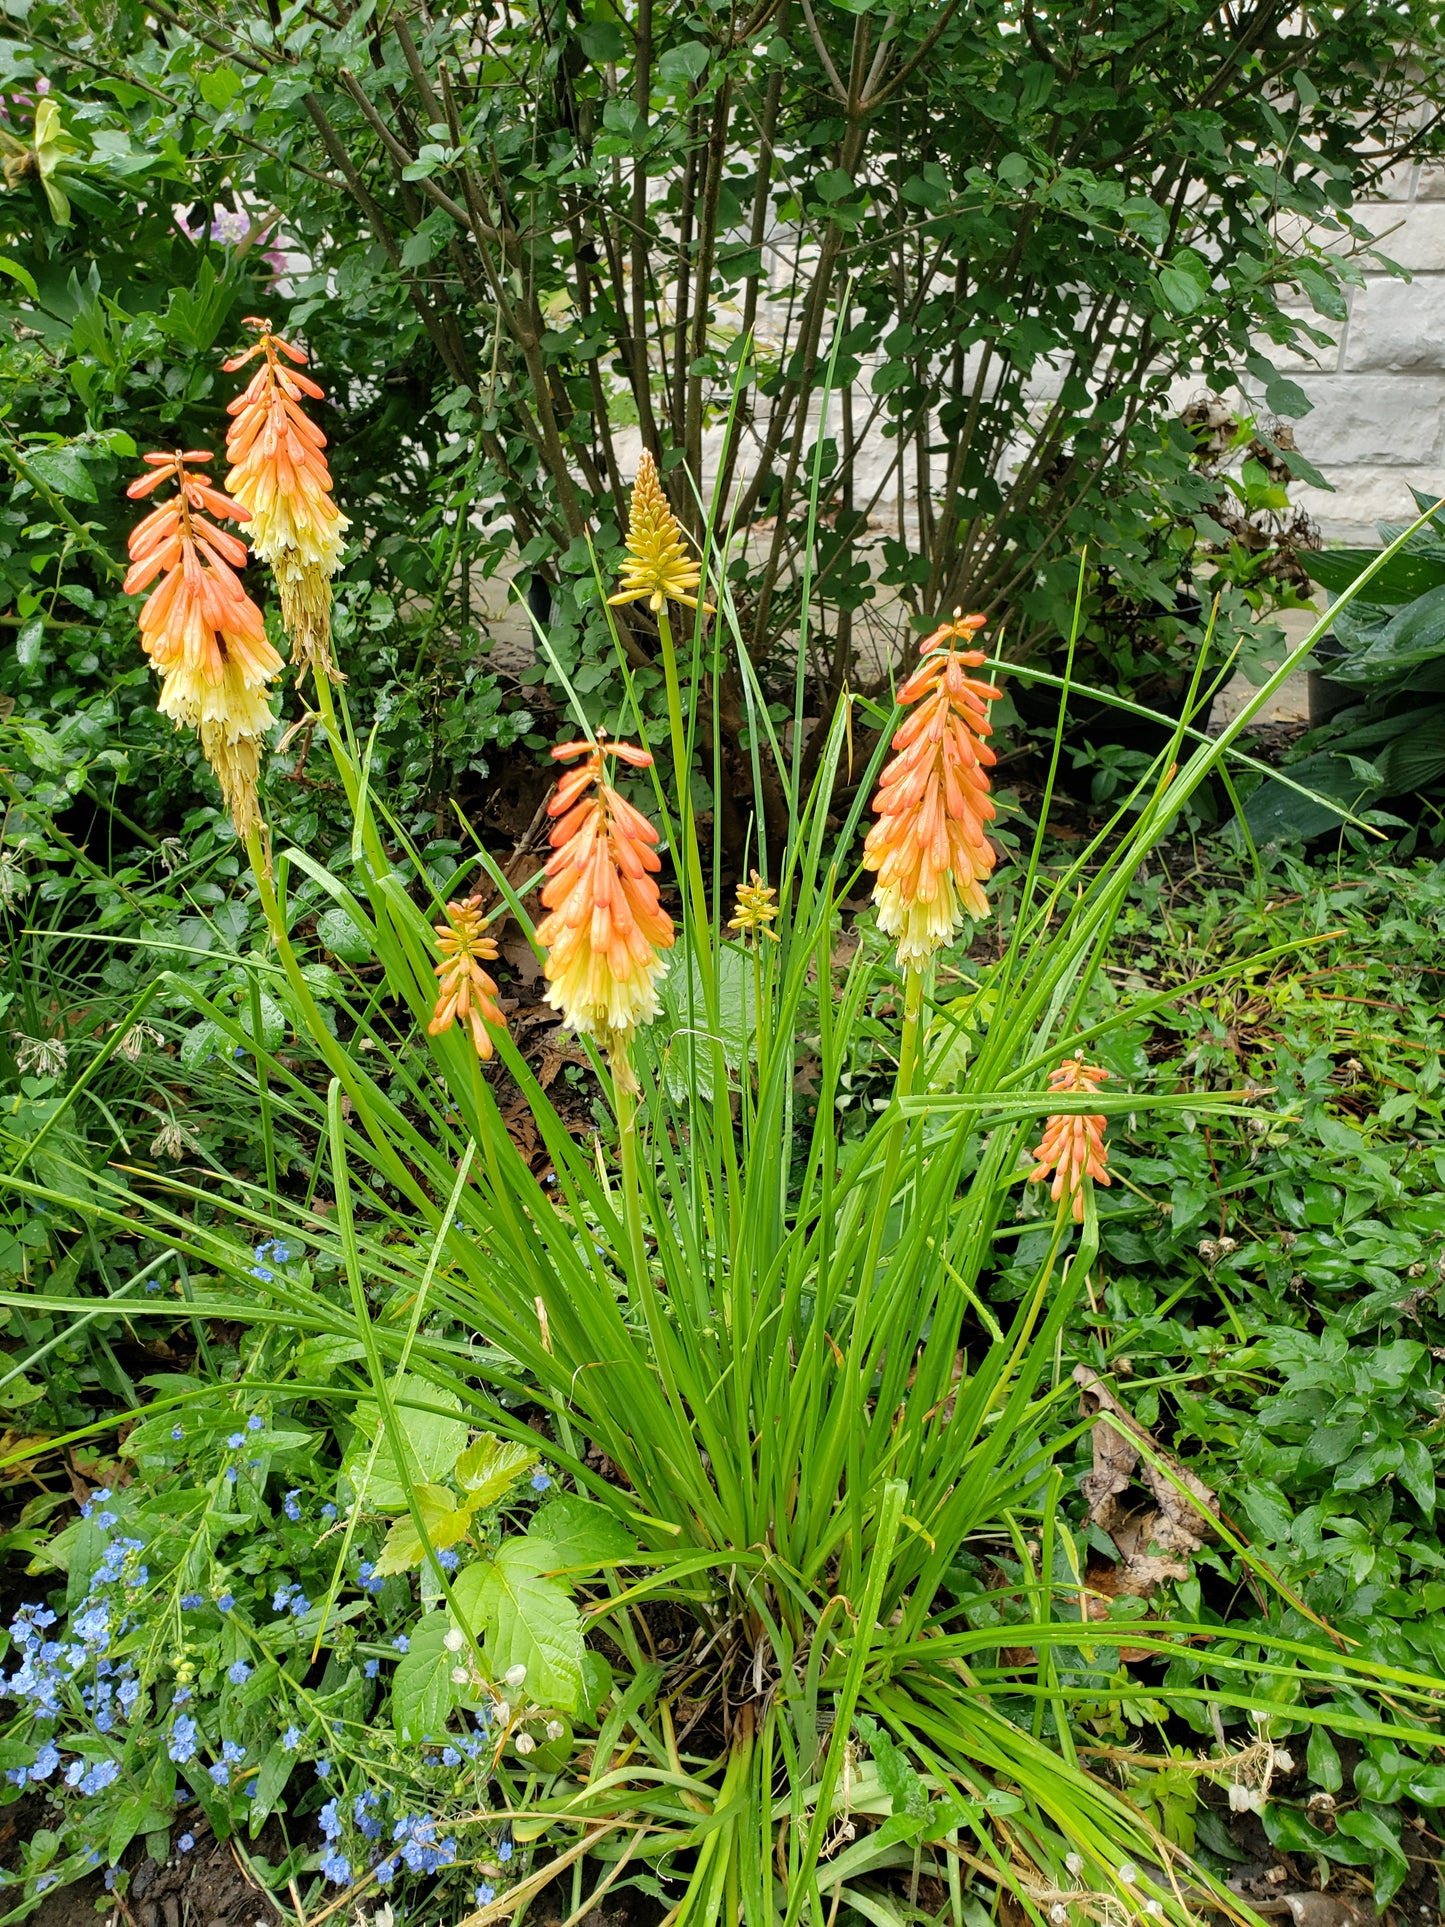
391,1612,458,1742
531,1494,639,1570
374,1482,471,1575
343,1378,470,1511
454,1433,537,1506
449,1535,583,1711
24,443,97,502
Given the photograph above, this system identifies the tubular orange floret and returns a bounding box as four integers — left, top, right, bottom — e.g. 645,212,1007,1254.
1029,1059,1112,1223
534,734,674,1083
607,450,713,615
124,449,282,837
428,895,508,1061
862,609,1000,969
223,317,349,685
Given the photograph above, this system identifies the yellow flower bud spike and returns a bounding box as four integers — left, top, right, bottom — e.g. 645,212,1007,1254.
728,872,780,943
608,451,715,615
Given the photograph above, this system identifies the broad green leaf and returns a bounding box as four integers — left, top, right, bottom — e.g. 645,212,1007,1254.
374,1483,472,1575
199,66,243,108
15,616,43,667
531,1494,639,1570
391,1612,458,1742
0,255,37,299
179,1020,228,1071
248,1742,297,1829
454,1433,537,1507
1156,249,1210,315
450,1535,584,1712
316,907,372,964
24,443,97,501
1300,548,1445,604
344,1377,470,1510
656,40,707,87
290,1334,365,1382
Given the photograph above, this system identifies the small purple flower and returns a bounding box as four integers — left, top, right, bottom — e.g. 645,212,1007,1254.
226,1433,245,1450
289,1593,310,1618
392,1634,409,1654
283,1491,301,1522
178,1834,194,1853
171,1425,184,1441
246,1414,264,1432
217,1594,234,1613
227,1661,251,1685
168,1716,198,1764
222,1741,245,1764
172,1687,192,1705
315,1757,331,1779
476,1885,495,1906
207,1761,230,1787
364,1659,379,1678
320,1849,351,1886
281,1724,301,1750
531,1470,552,1492
179,1593,204,1611
498,1839,513,1864
320,1503,337,1521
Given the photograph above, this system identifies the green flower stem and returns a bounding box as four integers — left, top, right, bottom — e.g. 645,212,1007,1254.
609,1051,698,1473
655,601,713,947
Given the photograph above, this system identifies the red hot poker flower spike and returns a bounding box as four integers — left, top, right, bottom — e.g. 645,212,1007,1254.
1029,1059,1112,1223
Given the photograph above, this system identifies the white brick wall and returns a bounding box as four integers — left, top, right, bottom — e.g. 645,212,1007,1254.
1278,162,1445,542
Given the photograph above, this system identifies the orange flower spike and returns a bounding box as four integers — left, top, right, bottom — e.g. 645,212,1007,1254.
223,318,349,684
122,450,282,837
1028,1059,1112,1223
428,896,508,1061
862,610,1001,969
534,736,675,1080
